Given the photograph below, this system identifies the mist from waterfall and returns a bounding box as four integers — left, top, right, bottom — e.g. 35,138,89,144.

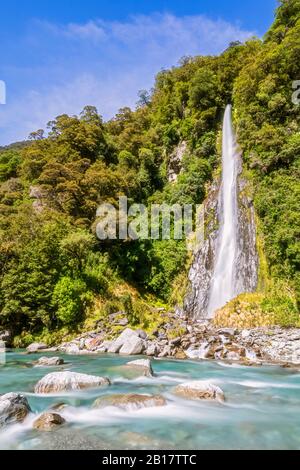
207,105,239,317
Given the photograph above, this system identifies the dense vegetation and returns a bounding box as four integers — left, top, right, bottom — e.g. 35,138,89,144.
0,0,299,344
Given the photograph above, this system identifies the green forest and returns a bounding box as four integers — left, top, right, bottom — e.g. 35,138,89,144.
0,0,299,346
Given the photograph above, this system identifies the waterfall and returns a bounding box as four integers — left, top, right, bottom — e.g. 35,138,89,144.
207,105,239,317
184,105,258,320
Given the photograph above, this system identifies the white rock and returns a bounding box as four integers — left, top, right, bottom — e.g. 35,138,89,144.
108,328,138,354
34,371,111,394
65,344,80,355
146,344,158,357
174,381,225,402
241,330,251,340
27,343,48,353
119,336,145,355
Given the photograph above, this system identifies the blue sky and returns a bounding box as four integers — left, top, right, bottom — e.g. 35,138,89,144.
0,0,278,145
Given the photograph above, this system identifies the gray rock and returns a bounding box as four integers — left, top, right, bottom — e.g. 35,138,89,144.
27,342,48,353
35,371,111,394
96,340,112,353
218,328,237,337
158,345,172,358
33,412,65,431
146,343,158,357
136,329,148,340
0,393,31,427
35,357,64,367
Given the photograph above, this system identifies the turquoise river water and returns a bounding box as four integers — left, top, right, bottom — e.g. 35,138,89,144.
1,351,300,450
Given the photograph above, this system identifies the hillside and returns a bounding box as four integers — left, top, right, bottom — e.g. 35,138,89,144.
0,0,299,346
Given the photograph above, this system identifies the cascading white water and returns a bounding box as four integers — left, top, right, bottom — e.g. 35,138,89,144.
207,105,239,317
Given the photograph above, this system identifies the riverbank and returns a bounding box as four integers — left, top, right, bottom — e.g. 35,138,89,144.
29,315,300,368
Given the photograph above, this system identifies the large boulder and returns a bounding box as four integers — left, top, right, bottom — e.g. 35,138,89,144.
34,357,65,367
125,359,154,377
0,393,31,427
119,336,145,356
27,343,48,354
93,394,166,411
33,412,65,431
108,328,139,354
34,371,111,394
174,381,225,402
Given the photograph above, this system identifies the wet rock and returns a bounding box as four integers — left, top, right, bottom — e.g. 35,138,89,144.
96,340,112,353
93,394,166,411
119,336,145,356
27,342,48,354
0,393,31,427
174,381,225,402
125,359,154,377
35,357,65,367
35,371,111,394
33,412,65,431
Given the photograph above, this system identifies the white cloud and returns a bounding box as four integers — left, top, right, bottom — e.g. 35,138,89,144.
0,13,255,145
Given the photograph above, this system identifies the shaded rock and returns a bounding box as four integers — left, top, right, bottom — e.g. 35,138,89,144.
33,412,65,431
35,357,65,367
174,349,187,360
125,359,154,377
174,381,225,402
96,340,112,353
158,345,172,358
118,318,129,327
35,371,111,394
27,342,48,353
93,393,166,411
119,336,145,356
136,329,148,340
0,330,12,345
108,328,139,354
0,393,31,427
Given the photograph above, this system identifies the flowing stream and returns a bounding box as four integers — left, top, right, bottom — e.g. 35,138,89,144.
1,352,300,450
